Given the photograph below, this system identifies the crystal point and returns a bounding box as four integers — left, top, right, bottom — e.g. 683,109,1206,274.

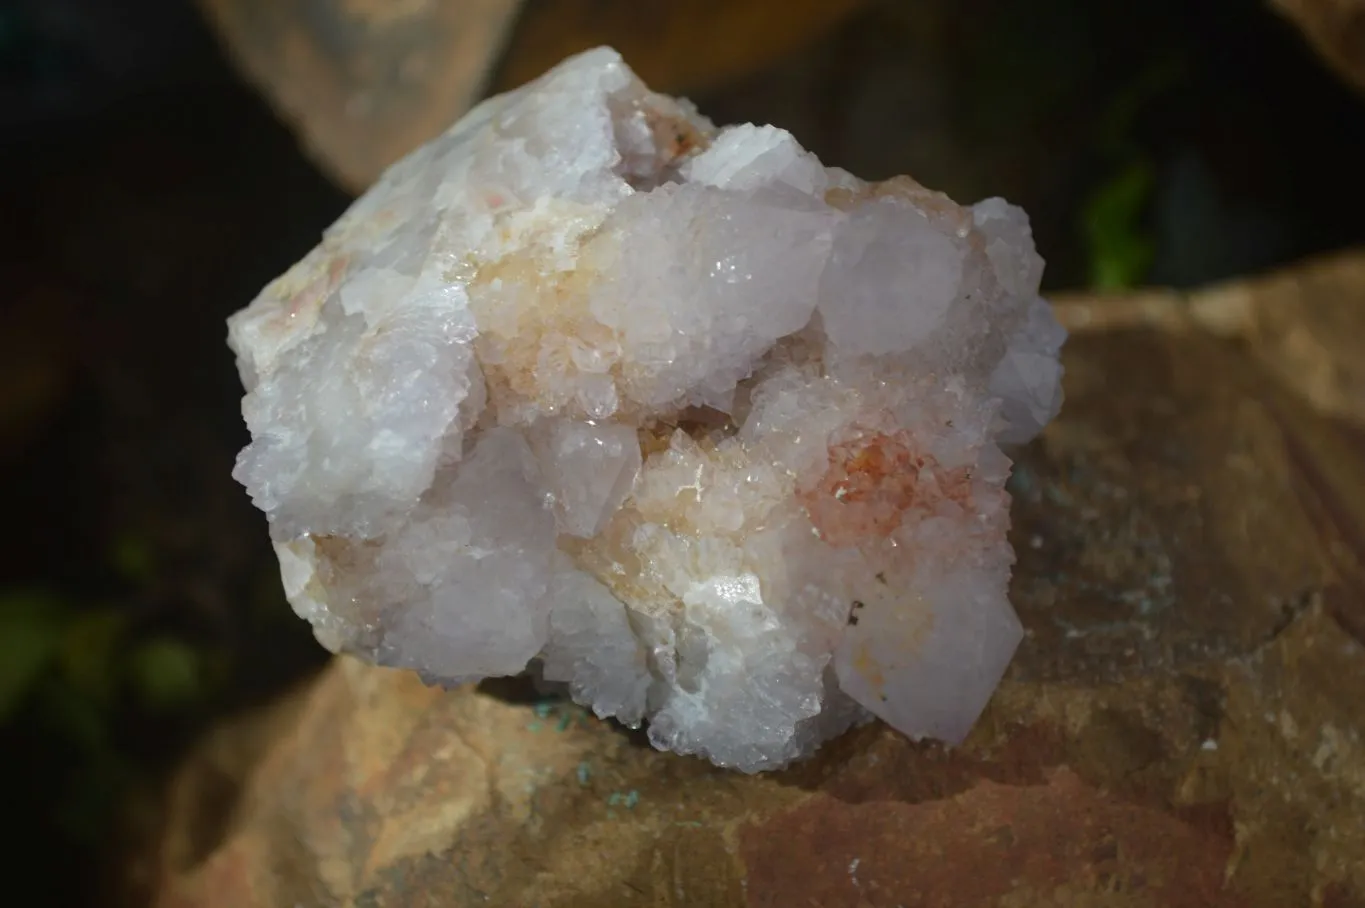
229,47,1066,772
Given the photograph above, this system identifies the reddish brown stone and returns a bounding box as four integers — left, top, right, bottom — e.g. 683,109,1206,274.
740,768,1242,908
148,256,1365,906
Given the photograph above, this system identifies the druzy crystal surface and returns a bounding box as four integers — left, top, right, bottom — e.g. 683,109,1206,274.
229,47,1066,772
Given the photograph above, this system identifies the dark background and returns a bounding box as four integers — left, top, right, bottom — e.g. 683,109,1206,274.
1,0,1363,904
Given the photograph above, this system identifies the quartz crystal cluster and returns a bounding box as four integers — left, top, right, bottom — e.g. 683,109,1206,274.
228,47,1066,771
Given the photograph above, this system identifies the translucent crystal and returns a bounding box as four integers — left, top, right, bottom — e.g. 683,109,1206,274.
228,47,1066,772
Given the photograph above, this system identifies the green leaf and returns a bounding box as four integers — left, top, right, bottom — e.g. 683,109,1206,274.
1083,159,1156,290
0,591,65,722
127,637,203,710
58,607,129,705
109,534,155,584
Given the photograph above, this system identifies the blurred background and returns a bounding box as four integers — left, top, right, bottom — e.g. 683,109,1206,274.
2,0,1364,904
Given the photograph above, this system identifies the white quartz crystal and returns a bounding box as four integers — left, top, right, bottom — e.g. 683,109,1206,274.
229,47,1065,772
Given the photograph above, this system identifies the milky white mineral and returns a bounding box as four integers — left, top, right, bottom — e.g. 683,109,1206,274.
228,47,1066,771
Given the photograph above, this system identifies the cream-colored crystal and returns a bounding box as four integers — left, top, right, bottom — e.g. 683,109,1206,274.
229,47,1065,771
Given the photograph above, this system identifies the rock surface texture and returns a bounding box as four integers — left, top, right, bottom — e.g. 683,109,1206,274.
228,48,1065,771
155,252,1365,908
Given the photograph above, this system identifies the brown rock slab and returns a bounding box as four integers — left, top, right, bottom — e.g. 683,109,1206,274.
152,255,1365,906
1054,249,1365,428
741,768,1239,908
1272,0,1365,95
198,0,864,192
487,0,866,102
197,0,523,193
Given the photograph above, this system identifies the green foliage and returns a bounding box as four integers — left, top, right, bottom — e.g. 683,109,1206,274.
1,572,225,846
1,598,218,723
1081,56,1185,290
129,637,204,710
59,608,130,705
1083,160,1156,290
110,533,156,585
0,592,64,721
